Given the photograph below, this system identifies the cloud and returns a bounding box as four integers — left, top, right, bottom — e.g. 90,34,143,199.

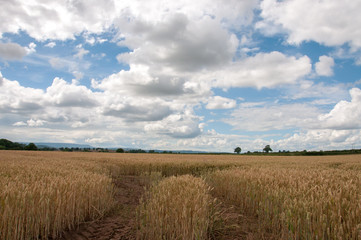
0,42,27,61
226,103,320,131
282,80,348,105
0,72,3,86
0,0,117,41
49,57,70,70
117,14,238,72
102,100,173,122
48,57,90,79
0,76,44,113
74,47,89,60
319,88,361,129
144,111,202,138
45,78,98,107
315,56,335,76
206,96,237,109
0,0,258,42
275,129,361,151
25,42,37,54
209,51,311,89
258,0,361,48
92,64,210,100
27,119,46,127
45,42,56,48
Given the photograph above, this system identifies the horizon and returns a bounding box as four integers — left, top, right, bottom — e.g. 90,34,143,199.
1,0,361,152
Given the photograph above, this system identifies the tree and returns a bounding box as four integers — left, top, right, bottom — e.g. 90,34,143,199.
25,143,38,151
116,148,124,153
234,147,241,154
263,145,272,153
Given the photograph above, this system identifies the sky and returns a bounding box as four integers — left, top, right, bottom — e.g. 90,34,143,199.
1,0,361,152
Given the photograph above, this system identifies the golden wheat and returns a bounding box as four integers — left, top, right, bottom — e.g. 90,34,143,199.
1,151,361,239
207,167,361,239
0,152,115,240
136,175,216,240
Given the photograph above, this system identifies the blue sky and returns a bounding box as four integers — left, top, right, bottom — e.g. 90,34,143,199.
1,0,361,152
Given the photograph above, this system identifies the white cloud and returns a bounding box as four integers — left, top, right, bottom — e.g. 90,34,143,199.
25,42,37,54
0,72,3,86
275,129,361,151
0,75,44,113
315,56,335,76
319,88,361,129
13,121,27,126
0,0,258,42
45,78,98,107
45,42,56,48
48,57,90,79
0,42,27,61
0,0,117,41
283,80,348,104
117,14,238,72
49,57,70,70
258,0,361,48
206,96,237,109
74,47,89,60
226,103,320,131
209,51,311,89
27,119,45,127
144,110,202,138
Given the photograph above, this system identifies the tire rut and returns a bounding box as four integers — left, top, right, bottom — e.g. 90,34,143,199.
58,175,145,240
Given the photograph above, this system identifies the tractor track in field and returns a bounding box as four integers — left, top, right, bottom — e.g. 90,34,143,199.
58,175,146,240
57,175,265,240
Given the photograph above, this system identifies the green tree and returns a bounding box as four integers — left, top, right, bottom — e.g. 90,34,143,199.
25,143,38,151
263,145,272,153
234,147,241,154
116,148,124,153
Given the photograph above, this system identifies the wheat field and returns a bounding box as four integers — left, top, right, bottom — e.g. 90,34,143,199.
0,150,360,239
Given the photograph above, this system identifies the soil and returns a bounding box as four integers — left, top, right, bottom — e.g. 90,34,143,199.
58,175,146,240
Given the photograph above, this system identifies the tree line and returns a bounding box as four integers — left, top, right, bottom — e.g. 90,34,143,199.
0,139,38,151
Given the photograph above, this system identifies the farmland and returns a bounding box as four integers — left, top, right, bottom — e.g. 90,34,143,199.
0,151,360,239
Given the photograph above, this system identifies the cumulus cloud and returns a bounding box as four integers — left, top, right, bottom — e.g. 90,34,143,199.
0,76,44,113
319,88,361,129
275,129,361,151
144,110,202,138
315,56,335,76
0,72,3,86
285,80,347,102
0,42,27,61
209,51,311,89
0,0,258,42
226,103,320,131
74,46,89,59
92,64,210,100
117,14,238,72
0,0,117,40
102,100,173,122
45,42,56,48
27,119,46,127
206,96,237,109
258,0,361,48
45,78,98,107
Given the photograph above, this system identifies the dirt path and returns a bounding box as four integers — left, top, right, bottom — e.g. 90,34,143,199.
59,175,145,240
